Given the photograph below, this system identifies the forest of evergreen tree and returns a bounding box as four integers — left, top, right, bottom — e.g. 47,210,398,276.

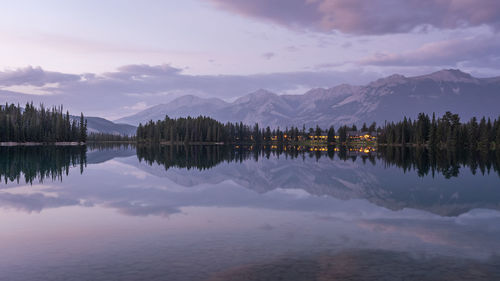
0,103,87,143
1,102,498,151
136,115,364,144
377,112,500,150
136,112,500,150
87,132,134,142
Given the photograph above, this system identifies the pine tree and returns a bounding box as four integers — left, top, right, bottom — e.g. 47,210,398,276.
79,113,87,143
496,120,500,149
327,126,335,143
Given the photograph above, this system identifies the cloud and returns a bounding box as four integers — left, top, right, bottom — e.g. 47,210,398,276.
0,66,80,87
0,64,379,118
0,192,80,213
123,102,149,111
262,52,276,60
208,0,500,35
360,35,500,67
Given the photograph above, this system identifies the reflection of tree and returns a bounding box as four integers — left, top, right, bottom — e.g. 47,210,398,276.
377,146,500,178
136,145,240,171
1,145,498,184
0,146,87,184
86,142,135,151
137,145,499,179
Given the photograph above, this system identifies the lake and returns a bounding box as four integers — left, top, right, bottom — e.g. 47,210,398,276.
1,145,499,281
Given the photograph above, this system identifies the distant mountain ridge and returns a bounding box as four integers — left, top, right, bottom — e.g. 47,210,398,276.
2,105,136,136
117,69,500,128
70,116,136,136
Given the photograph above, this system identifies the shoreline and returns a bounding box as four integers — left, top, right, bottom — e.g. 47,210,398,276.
0,142,85,146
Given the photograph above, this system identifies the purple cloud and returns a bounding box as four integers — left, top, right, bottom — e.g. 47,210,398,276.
0,66,80,87
262,52,276,60
360,35,500,67
0,64,379,118
208,0,500,34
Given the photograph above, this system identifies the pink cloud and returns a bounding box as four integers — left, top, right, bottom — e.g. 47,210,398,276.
208,0,500,34
360,35,500,66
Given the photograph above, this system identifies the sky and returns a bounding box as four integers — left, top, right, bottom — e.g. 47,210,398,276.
1,0,500,119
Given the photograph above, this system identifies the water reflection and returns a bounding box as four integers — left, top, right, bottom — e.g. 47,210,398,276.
1,145,499,216
0,145,499,280
208,249,500,281
136,144,500,178
2,145,499,185
378,146,500,178
0,146,87,184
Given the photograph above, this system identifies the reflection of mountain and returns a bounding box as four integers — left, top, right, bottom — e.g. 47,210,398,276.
2,148,500,280
86,144,136,164
133,148,500,216
1,145,499,217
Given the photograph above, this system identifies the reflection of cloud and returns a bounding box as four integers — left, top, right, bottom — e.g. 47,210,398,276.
258,223,274,231
3,184,60,197
272,188,311,199
0,192,80,213
357,214,500,253
207,249,500,281
105,201,180,217
1,150,500,261
123,170,148,180
359,220,454,247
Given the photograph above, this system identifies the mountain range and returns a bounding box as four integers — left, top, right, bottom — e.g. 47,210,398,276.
116,69,500,128
71,116,136,136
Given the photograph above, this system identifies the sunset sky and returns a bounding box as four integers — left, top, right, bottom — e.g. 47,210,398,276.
1,0,499,119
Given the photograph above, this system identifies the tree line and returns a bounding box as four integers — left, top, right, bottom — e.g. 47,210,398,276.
87,132,134,142
136,112,499,150
0,103,87,143
378,112,500,150
137,115,254,144
136,115,347,144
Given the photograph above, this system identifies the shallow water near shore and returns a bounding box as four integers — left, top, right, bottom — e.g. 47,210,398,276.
1,145,499,280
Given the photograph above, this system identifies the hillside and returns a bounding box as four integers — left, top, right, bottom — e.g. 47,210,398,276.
71,116,136,136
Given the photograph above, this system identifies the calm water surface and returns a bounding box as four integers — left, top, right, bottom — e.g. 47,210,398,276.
1,145,499,281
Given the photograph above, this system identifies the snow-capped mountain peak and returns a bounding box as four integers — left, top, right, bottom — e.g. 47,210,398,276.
117,69,500,128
